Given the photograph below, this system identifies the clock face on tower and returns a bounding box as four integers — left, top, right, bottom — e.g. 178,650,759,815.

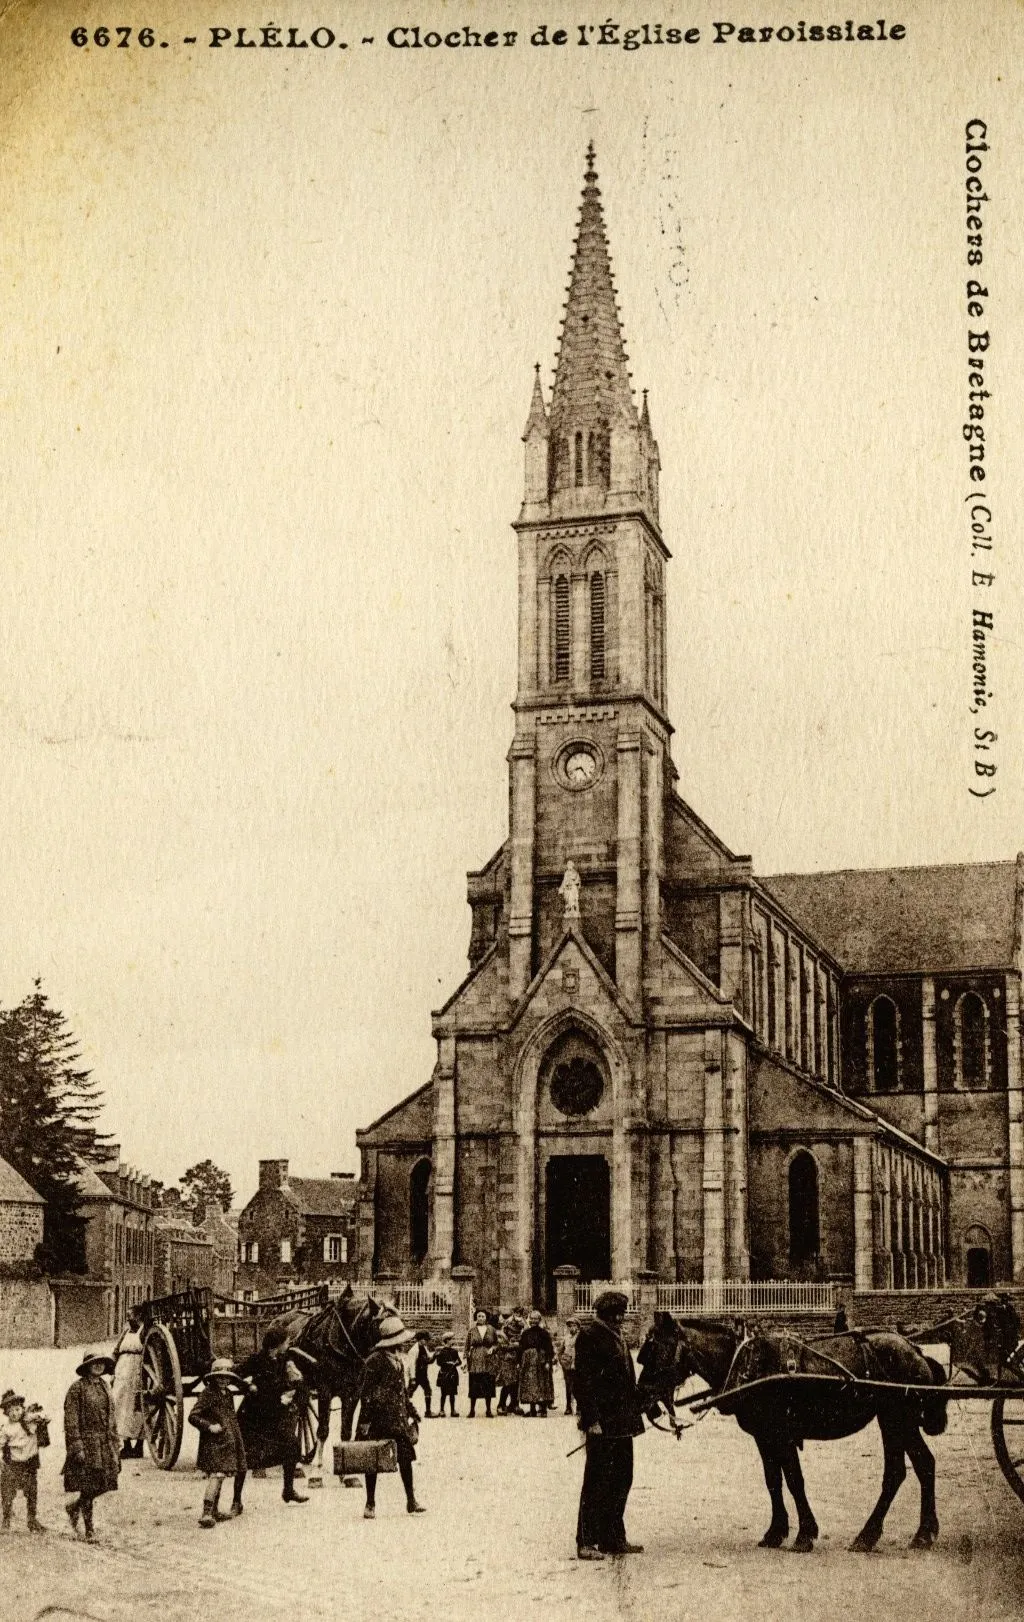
554,741,603,791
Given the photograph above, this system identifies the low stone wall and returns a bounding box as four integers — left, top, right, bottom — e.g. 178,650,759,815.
849,1286,1024,1332
0,1278,54,1347
52,1278,108,1348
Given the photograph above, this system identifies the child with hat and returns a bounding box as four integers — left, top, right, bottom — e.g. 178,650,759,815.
0,1389,49,1533
433,1333,461,1417
188,1358,247,1528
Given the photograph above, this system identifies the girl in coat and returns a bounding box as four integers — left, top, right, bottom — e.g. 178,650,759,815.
234,1325,308,1505
189,1358,248,1527
112,1308,145,1459
356,1314,425,1518
464,1310,497,1418
433,1334,461,1417
63,1352,120,1542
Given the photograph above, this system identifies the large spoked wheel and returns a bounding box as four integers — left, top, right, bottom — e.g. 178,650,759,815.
991,1393,1024,1506
294,1386,318,1466
141,1323,184,1470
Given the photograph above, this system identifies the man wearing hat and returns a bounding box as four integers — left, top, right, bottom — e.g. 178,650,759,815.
1,1389,49,1533
235,1324,309,1506
189,1359,248,1527
357,1313,426,1518
62,1352,119,1542
572,1290,645,1560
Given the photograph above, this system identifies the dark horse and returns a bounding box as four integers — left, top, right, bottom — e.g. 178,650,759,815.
265,1285,384,1486
636,1314,948,1553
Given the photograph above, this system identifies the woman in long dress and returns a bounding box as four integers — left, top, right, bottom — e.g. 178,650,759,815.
112,1308,145,1458
517,1311,555,1416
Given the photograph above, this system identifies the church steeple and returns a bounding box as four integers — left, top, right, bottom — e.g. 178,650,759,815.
524,145,660,529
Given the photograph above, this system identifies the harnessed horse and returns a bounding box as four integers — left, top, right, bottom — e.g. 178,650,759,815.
636,1313,948,1553
265,1285,385,1486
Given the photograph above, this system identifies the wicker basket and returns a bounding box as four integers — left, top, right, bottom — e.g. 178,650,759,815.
333,1440,398,1475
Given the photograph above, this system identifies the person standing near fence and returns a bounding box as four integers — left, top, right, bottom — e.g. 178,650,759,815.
408,1332,435,1418
434,1334,461,1417
465,1310,497,1419
573,1290,645,1561
559,1319,579,1416
518,1311,555,1417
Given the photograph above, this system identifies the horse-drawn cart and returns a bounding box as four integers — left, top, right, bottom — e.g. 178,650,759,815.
138,1286,326,1469
638,1294,1024,1550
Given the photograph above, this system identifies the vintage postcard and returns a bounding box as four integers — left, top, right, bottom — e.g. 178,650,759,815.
0,0,1023,1617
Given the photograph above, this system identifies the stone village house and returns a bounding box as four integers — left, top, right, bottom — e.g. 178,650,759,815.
236,1160,358,1298
75,1148,157,1336
355,151,1024,1309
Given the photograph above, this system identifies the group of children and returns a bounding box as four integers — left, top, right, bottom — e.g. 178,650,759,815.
405,1312,578,1420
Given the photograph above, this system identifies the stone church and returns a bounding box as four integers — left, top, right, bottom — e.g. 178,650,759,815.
356,150,1024,1310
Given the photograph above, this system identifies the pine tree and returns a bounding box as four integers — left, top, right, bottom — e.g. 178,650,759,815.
0,980,110,1271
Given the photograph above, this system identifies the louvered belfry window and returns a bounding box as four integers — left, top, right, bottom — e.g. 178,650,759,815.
590,572,606,680
554,574,571,681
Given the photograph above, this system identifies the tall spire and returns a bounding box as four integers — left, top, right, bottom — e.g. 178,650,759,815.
550,144,636,439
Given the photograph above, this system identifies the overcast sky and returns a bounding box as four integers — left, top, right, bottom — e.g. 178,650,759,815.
1,0,1021,1204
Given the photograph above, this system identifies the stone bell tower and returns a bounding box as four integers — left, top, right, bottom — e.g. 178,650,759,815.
508,143,671,1010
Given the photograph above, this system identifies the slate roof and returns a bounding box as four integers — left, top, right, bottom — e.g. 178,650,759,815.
286,1177,358,1219
0,1156,44,1204
762,860,1021,975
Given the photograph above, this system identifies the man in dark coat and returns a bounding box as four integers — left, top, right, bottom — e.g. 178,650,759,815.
63,1352,120,1543
235,1326,308,1505
189,1358,248,1527
573,1290,645,1560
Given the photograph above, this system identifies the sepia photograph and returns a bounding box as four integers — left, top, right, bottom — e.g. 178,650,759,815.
0,1,1023,1616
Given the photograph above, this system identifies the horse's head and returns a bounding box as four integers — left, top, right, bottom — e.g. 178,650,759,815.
637,1314,744,1413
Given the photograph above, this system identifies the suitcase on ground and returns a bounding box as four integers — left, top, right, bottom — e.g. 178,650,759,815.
333,1440,398,1475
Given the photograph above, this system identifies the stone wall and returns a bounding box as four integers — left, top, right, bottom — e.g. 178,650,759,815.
0,1203,44,1265
848,1285,1024,1331
0,1278,53,1347
52,1278,108,1347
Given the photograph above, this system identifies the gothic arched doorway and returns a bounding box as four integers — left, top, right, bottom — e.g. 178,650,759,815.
544,1156,611,1308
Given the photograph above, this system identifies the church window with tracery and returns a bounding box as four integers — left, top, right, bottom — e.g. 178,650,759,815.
553,575,570,681
590,572,606,681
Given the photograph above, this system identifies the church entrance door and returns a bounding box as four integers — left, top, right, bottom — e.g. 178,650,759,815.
544,1155,611,1309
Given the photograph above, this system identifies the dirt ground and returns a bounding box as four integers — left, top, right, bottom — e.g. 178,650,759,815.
2,1342,1023,1622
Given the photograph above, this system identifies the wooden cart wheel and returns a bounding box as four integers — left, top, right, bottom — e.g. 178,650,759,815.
294,1386,318,1466
141,1322,184,1470
991,1393,1024,1506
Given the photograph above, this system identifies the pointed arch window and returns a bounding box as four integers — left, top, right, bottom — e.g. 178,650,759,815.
410,1158,431,1265
788,1151,820,1265
955,992,989,1090
867,995,900,1092
553,575,571,682
589,572,606,681
574,431,584,487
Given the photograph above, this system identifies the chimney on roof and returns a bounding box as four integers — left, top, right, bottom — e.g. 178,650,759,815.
259,1159,289,1191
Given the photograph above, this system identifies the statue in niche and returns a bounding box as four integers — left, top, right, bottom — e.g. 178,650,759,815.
559,860,582,922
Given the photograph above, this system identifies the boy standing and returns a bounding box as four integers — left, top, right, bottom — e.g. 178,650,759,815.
1,1389,48,1533
188,1359,247,1528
